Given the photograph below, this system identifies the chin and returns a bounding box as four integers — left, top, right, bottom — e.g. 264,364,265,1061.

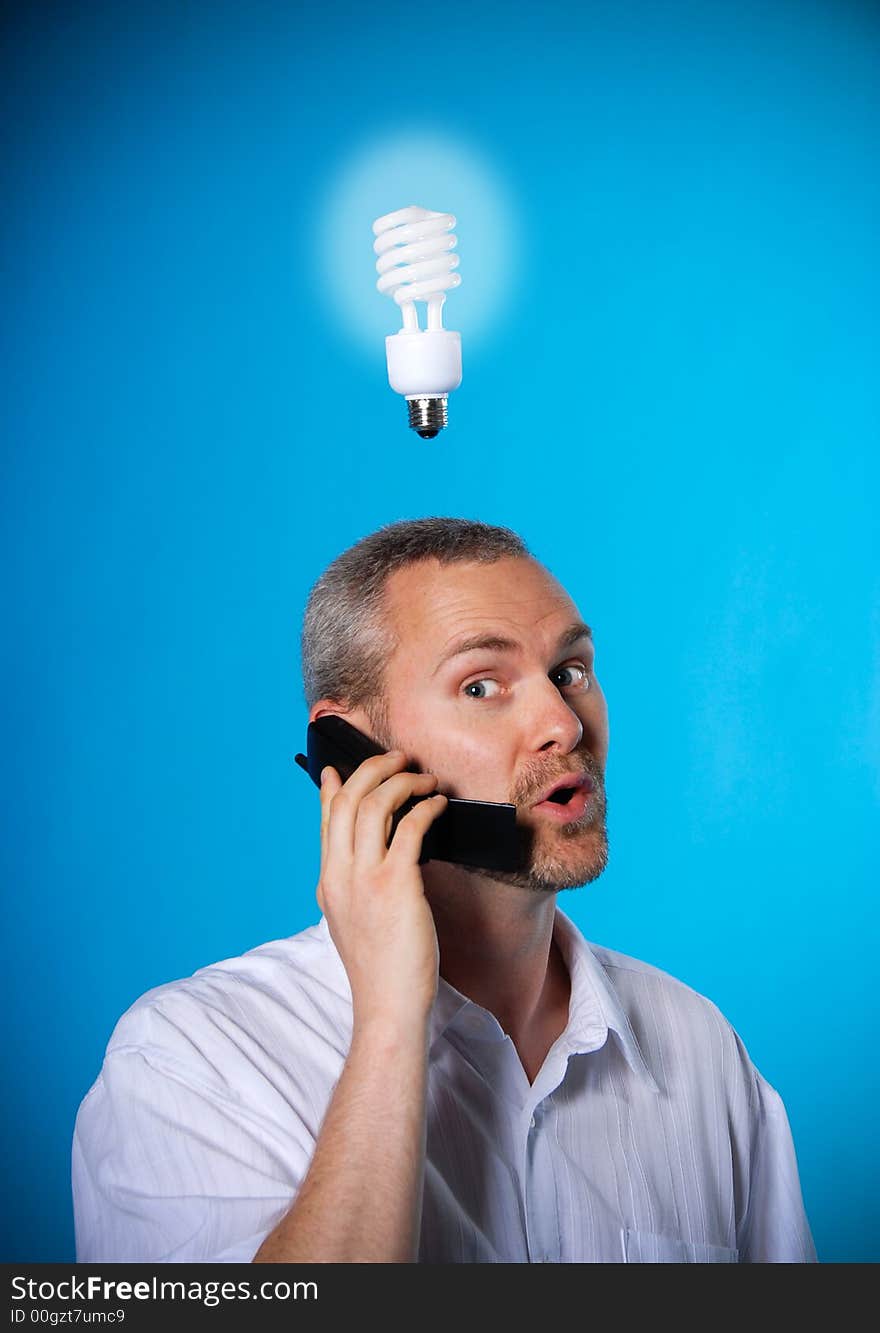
490,822,609,894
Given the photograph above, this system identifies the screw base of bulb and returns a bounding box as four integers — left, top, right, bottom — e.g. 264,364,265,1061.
407,395,448,440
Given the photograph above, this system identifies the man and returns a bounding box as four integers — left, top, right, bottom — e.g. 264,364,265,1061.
72,517,817,1263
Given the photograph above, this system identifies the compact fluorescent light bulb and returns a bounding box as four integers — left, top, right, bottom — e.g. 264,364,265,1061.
372,204,462,439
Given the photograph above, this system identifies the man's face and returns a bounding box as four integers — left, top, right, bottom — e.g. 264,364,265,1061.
373,556,609,893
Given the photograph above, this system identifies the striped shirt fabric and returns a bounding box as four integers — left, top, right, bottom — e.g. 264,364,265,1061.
72,909,817,1263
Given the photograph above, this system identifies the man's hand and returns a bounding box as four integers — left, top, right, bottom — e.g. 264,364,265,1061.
254,751,442,1263
316,751,448,1031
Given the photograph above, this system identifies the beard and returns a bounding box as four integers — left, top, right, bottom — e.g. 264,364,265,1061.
487,753,609,893
370,697,610,896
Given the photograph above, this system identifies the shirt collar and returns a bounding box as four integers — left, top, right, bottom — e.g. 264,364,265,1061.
429,908,660,1094
552,907,661,1092
315,910,659,1094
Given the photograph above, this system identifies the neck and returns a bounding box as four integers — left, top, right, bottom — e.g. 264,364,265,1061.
422,862,571,1078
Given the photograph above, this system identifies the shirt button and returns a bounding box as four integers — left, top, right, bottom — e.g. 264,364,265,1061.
529,1114,536,1129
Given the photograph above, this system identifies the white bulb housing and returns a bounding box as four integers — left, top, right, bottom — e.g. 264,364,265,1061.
372,205,462,438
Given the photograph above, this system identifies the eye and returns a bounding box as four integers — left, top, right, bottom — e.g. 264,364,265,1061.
550,662,591,691
462,678,502,700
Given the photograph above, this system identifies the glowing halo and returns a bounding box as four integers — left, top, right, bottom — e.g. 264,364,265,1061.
313,127,520,356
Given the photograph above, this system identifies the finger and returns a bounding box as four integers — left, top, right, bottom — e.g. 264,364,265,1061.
386,792,449,865
353,770,441,866
322,750,410,867
318,765,342,881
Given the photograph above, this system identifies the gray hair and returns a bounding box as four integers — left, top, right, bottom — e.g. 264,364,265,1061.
301,517,531,728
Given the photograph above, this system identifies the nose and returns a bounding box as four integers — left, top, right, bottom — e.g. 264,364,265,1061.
527,677,584,755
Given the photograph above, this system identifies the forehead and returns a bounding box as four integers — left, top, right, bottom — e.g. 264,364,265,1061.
383,557,582,658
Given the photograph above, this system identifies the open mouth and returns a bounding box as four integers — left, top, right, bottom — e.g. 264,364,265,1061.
545,785,578,805
530,774,594,822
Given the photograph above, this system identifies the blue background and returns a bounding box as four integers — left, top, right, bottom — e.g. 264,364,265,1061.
3,0,878,1263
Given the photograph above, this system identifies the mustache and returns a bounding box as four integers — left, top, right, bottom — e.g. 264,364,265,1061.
510,748,603,807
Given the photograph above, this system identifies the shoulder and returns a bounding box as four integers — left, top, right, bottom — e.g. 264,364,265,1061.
587,937,720,1007
584,937,761,1100
100,917,351,1091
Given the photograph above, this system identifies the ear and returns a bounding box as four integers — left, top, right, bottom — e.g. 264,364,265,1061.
308,698,377,734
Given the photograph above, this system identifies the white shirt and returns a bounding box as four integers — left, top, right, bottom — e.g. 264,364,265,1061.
72,909,817,1263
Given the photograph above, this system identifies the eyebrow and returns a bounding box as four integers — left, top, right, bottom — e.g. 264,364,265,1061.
432,621,593,675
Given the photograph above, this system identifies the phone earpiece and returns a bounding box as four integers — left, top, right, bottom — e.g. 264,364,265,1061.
294,715,525,873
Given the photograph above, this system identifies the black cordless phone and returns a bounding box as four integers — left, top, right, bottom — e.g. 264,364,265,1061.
295,715,526,873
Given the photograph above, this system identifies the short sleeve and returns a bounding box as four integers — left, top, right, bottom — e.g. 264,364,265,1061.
736,1070,817,1263
72,1044,313,1263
